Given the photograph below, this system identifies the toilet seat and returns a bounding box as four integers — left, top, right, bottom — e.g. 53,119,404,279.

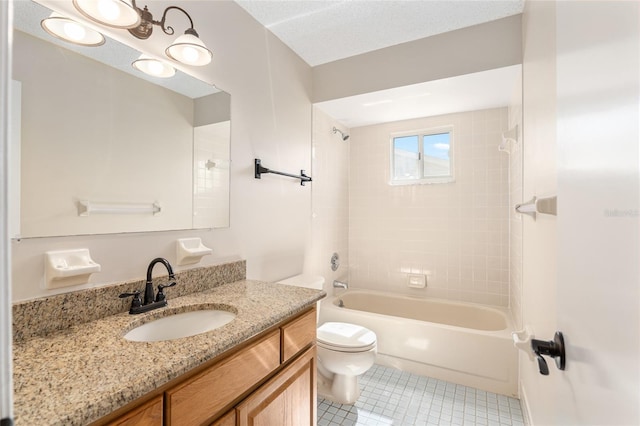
317,322,376,353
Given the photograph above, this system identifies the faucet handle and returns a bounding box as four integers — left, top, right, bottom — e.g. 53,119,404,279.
119,291,142,309
155,281,176,302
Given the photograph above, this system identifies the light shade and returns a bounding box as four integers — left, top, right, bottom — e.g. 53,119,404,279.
165,31,212,66
132,54,176,78
72,0,141,29
41,13,105,47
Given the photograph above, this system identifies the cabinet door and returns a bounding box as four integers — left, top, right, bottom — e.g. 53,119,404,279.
236,346,316,426
166,330,280,425
106,395,163,426
210,410,235,426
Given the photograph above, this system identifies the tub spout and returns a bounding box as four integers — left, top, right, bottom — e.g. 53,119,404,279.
333,280,348,289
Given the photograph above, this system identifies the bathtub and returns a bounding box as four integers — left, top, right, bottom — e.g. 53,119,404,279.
319,289,518,396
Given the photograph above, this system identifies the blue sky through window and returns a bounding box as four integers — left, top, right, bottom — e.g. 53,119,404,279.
423,132,450,160
392,130,452,182
394,135,419,153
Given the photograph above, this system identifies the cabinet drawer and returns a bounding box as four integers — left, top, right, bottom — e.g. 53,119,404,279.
281,308,316,363
106,395,162,426
166,330,280,425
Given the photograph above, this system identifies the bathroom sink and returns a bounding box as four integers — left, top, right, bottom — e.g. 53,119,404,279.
124,309,236,342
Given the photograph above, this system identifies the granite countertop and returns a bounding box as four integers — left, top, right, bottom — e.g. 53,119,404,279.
12,280,325,426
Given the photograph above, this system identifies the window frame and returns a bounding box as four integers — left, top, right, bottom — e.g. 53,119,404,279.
389,125,455,185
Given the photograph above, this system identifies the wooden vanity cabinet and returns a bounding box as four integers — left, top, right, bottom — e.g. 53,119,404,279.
165,329,281,425
98,307,317,426
236,346,316,426
105,395,163,426
210,410,236,426
281,306,317,363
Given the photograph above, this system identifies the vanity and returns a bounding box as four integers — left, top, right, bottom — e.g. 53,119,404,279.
12,266,325,426
99,305,317,426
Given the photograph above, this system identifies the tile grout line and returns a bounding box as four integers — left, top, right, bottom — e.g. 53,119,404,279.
318,364,525,426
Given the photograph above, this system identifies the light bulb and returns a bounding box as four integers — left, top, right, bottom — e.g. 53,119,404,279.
181,46,200,64
147,60,164,76
132,54,176,78
165,33,212,66
63,21,86,41
98,0,121,21
41,12,105,47
73,0,140,29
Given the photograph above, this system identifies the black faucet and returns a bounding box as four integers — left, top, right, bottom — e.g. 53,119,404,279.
119,257,177,314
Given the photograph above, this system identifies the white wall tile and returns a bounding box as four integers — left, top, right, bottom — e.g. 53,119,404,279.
349,108,510,307
308,107,351,295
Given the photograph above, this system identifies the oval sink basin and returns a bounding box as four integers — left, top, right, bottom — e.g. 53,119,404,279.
124,309,236,342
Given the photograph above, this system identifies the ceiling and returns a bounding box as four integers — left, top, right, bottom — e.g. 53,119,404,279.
236,1,524,128
234,0,524,67
315,65,521,128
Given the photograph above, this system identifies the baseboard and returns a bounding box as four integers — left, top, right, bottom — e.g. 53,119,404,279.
519,381,533,425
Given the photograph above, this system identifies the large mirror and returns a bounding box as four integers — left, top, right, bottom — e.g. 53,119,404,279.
11,1,230,238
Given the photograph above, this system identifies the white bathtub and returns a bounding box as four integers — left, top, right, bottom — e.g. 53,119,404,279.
319,289,518,396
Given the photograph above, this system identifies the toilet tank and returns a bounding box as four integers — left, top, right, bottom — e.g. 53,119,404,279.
277,274,325,290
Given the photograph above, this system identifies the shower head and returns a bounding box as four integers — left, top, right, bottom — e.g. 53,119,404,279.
332,126,349,141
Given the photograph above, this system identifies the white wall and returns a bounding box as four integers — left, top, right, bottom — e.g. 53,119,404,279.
313,15,522,103
307,108,350,294
519,0,558,421
11,1,313,301
0,0,13,419
508,73,524,330
348,108,511,306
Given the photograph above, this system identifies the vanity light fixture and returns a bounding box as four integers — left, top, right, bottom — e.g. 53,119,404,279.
132,54,176,78
72,0,213,66
41,12,105,47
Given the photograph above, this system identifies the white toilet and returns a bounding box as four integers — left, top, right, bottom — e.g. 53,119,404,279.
316,321,377,404
277,274,377,404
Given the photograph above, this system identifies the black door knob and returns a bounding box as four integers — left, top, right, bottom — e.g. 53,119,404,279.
531,331,566,375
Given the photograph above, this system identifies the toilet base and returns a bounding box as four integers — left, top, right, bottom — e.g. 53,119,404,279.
317,369,361,405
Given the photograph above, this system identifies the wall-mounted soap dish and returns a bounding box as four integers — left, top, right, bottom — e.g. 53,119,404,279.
45,249,101,289
176,238,212,266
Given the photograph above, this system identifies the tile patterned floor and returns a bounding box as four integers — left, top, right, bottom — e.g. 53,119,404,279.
318,364,525,426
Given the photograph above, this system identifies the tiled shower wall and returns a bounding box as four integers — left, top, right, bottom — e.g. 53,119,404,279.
349,108,510,307
308,107,350,293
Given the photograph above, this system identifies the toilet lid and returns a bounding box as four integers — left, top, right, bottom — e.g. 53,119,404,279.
317,322,377,351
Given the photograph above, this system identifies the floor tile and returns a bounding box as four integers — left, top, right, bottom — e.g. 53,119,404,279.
317,364,525,426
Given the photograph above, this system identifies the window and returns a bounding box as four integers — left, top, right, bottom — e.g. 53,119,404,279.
390,127,453,184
